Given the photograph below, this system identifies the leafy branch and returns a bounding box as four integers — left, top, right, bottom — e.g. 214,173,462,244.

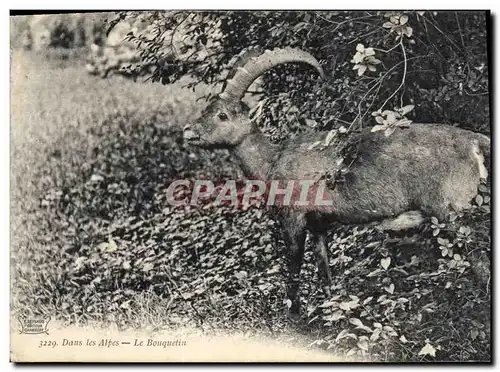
377,38,407,113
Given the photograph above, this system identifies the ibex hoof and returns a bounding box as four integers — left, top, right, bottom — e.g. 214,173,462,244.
287,308,302,323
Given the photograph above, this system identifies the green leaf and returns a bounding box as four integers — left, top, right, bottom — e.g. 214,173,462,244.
357,338,369,351
377,295,387,303
459,226,472,236
383,21,394,29
335,329,349,342
363,296,373,305
365,47,375,56
401,104,415,115
418,342,436,357
352,52,364,64
107,239,118,252
381,257,391,270
367,269,382,277
339,300,359,311
478,184,489,193
385,112,397,124
395,119,412,128
384,126,397,137
319,300,339,308
350,318,364,327
324,310,345,322
371,124,387,132
357,64,367,76
384,283,395,294
476,195,483,206
400,15,409,25
371,328,381,341
356,43,365,52
437,237,448,246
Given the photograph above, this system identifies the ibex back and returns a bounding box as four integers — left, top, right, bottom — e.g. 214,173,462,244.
183,47,490,316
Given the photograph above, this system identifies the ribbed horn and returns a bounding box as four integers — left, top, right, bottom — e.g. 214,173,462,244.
220,46,263,94
219,47,324,102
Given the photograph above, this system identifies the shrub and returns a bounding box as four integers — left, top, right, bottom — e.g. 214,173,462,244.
109,11,489,139
11,13,108,51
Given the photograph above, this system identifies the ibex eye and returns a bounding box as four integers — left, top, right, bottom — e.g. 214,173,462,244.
217,112,228,121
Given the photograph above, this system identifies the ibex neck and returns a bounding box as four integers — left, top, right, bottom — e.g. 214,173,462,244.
231,132,279,180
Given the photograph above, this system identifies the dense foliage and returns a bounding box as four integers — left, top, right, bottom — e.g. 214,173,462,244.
113,10,490,139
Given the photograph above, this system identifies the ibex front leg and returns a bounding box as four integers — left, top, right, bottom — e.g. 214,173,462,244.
280,212,307,318
309,231,332,298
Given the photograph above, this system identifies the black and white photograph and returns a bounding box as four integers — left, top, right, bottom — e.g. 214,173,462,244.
9,10,491,363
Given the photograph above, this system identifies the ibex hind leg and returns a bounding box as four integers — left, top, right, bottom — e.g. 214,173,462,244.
279,211,307,320
307,217,333,298
309,233,332,298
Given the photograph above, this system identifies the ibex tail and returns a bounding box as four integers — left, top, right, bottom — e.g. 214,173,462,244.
473,132,490,179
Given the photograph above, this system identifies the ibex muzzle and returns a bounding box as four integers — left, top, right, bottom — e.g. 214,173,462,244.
182,124,200,142
184,46,490,318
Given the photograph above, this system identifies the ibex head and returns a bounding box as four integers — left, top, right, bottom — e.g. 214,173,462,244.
183,47,325,148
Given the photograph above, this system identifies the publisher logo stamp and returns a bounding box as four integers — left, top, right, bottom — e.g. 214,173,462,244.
18,315,51,335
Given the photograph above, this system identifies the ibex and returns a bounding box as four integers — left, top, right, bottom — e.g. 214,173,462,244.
182,47,490,316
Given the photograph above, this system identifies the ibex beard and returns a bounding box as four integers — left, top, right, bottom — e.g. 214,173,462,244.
166,179,336,210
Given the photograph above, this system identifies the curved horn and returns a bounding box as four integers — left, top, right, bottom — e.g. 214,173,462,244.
220,46,263,93
219,47,324,102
